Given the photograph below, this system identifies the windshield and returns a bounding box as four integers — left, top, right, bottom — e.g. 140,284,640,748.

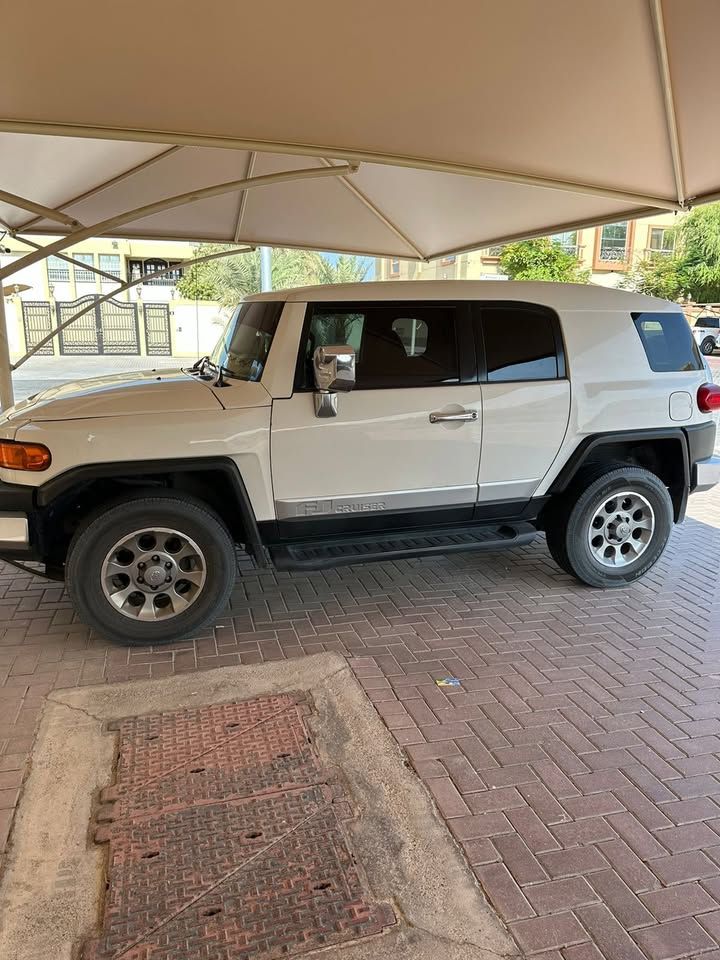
210,301,283,380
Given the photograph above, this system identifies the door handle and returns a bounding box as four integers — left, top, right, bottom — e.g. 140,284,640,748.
429,409,478,423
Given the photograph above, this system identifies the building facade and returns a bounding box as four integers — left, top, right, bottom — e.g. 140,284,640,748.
0,237,229,360
376,213,679,285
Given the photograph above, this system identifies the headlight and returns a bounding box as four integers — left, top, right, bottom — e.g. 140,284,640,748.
0,440,52,471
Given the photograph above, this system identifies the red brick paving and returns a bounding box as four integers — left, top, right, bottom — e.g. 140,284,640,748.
2,486,720,959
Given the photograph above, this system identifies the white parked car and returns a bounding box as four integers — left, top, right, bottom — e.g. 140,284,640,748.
692,315,720,356
0,281,718,646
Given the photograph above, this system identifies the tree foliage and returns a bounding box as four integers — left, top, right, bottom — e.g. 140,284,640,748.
624,203,720,303
498,238,590,283
176,246,368,306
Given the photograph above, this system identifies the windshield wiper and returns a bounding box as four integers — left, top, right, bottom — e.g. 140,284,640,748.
189,355,211,376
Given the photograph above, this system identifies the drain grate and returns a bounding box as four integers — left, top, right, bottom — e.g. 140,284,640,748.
85,694,394,960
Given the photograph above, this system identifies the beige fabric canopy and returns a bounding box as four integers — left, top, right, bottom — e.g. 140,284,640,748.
0,0,717,263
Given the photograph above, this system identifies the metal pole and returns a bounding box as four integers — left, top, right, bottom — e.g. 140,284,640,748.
260,247,272,292
0,296,14,410
0,164,358,283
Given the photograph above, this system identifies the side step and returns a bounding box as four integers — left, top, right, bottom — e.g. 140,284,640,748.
270,522,537,571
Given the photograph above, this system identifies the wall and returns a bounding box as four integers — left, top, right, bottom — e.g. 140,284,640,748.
170,301,230,357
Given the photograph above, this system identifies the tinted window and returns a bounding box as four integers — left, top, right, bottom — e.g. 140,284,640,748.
211,301,283,380
299,303,459,389
482,305,560,382
632,312,702,373
696,317,720,330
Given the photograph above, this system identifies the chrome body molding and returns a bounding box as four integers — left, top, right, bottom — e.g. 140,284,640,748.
275,485,477,519
694,455,720,493
0,513,29,548
476,477,540,502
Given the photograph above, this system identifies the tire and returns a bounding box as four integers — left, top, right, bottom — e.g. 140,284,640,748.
701,337,716,356
544,465,673,588
66,493,237,646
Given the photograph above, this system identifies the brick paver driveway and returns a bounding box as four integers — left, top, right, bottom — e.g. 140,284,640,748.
2,487,720,960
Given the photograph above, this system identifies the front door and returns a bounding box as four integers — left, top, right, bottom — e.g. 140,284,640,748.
271,300,482,527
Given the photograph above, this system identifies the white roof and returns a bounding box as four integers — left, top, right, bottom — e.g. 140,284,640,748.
247,280,677,312
0,1,717,261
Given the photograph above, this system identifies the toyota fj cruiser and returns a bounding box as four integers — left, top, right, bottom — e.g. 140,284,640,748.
0,281,718,646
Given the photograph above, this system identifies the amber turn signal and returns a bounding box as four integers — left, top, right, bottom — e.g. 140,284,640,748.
0,440,52,471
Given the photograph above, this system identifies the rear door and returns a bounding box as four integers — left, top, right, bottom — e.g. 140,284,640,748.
474,302,571,503
270,300,482,524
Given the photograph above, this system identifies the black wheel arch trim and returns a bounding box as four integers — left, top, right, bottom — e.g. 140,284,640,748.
35,457,267,567
547,427,692,522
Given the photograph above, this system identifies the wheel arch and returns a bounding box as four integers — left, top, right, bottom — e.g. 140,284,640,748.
546,429,690,523
35,457,266,567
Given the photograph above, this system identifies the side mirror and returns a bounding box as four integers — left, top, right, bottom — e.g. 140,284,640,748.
312,345,355,417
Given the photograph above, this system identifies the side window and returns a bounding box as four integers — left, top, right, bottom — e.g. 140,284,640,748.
633,312,702,372
299,303,459,389
481,305,561,382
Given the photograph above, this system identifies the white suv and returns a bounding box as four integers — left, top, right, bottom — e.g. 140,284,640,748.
0,281,718,646
692,315,720,356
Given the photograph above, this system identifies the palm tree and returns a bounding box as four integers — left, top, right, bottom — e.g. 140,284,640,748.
178,246,370,306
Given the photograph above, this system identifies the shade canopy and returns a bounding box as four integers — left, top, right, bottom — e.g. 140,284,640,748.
0,0,718,261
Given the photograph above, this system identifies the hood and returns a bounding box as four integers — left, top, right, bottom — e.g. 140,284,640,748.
3,368,227,423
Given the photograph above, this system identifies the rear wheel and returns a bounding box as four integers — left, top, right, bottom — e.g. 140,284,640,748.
545,465,673,587
701,336,716,356
67,494,236,645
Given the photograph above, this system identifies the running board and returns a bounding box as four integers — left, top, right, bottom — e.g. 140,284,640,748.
270,522,536,571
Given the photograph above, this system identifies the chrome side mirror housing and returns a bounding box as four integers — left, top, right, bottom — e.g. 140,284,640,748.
312,345,355,417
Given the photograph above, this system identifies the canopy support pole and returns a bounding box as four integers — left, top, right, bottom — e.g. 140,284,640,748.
0,189,82,229
649,0,686,206
0,119,683,212
17,146,184,233
10,245,254,376
319,159,427,260
0,295,13,409
0,163,358,283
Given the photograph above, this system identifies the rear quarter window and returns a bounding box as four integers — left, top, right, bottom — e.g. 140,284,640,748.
632,312,703,373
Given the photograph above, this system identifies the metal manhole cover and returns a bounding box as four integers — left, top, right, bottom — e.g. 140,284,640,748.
85,694,395,960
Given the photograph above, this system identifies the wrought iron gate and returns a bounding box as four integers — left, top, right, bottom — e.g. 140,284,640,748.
143,303,172,355
58,296,140,355
20,301,54,355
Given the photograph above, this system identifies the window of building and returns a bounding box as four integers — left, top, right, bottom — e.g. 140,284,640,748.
483,245,506,259
648,227,675,254
633,312,702,372
128,257,184,286
298,303,459,389
439,255,456,267
99,254,122,278
551,231,578,255
481,305,561,382
389,258,400,277
598,223,629,262
73,253,95,283
47,255,70,282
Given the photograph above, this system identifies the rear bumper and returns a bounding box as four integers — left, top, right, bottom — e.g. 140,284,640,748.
0,512,29,550
694,455,720,494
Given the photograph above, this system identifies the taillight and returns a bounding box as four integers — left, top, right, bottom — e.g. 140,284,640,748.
697,383,720,413
0,440,52,471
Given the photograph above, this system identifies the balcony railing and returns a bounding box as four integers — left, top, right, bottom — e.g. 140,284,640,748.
553,243,582,257
47,266,70,282
644,247,674,258
599,244,630,262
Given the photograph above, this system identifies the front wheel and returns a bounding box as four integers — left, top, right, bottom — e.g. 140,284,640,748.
701,337,716,356
67,494,237,646
545,466,673,587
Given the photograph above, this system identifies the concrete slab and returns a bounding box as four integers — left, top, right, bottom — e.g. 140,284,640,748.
0,653,518,960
